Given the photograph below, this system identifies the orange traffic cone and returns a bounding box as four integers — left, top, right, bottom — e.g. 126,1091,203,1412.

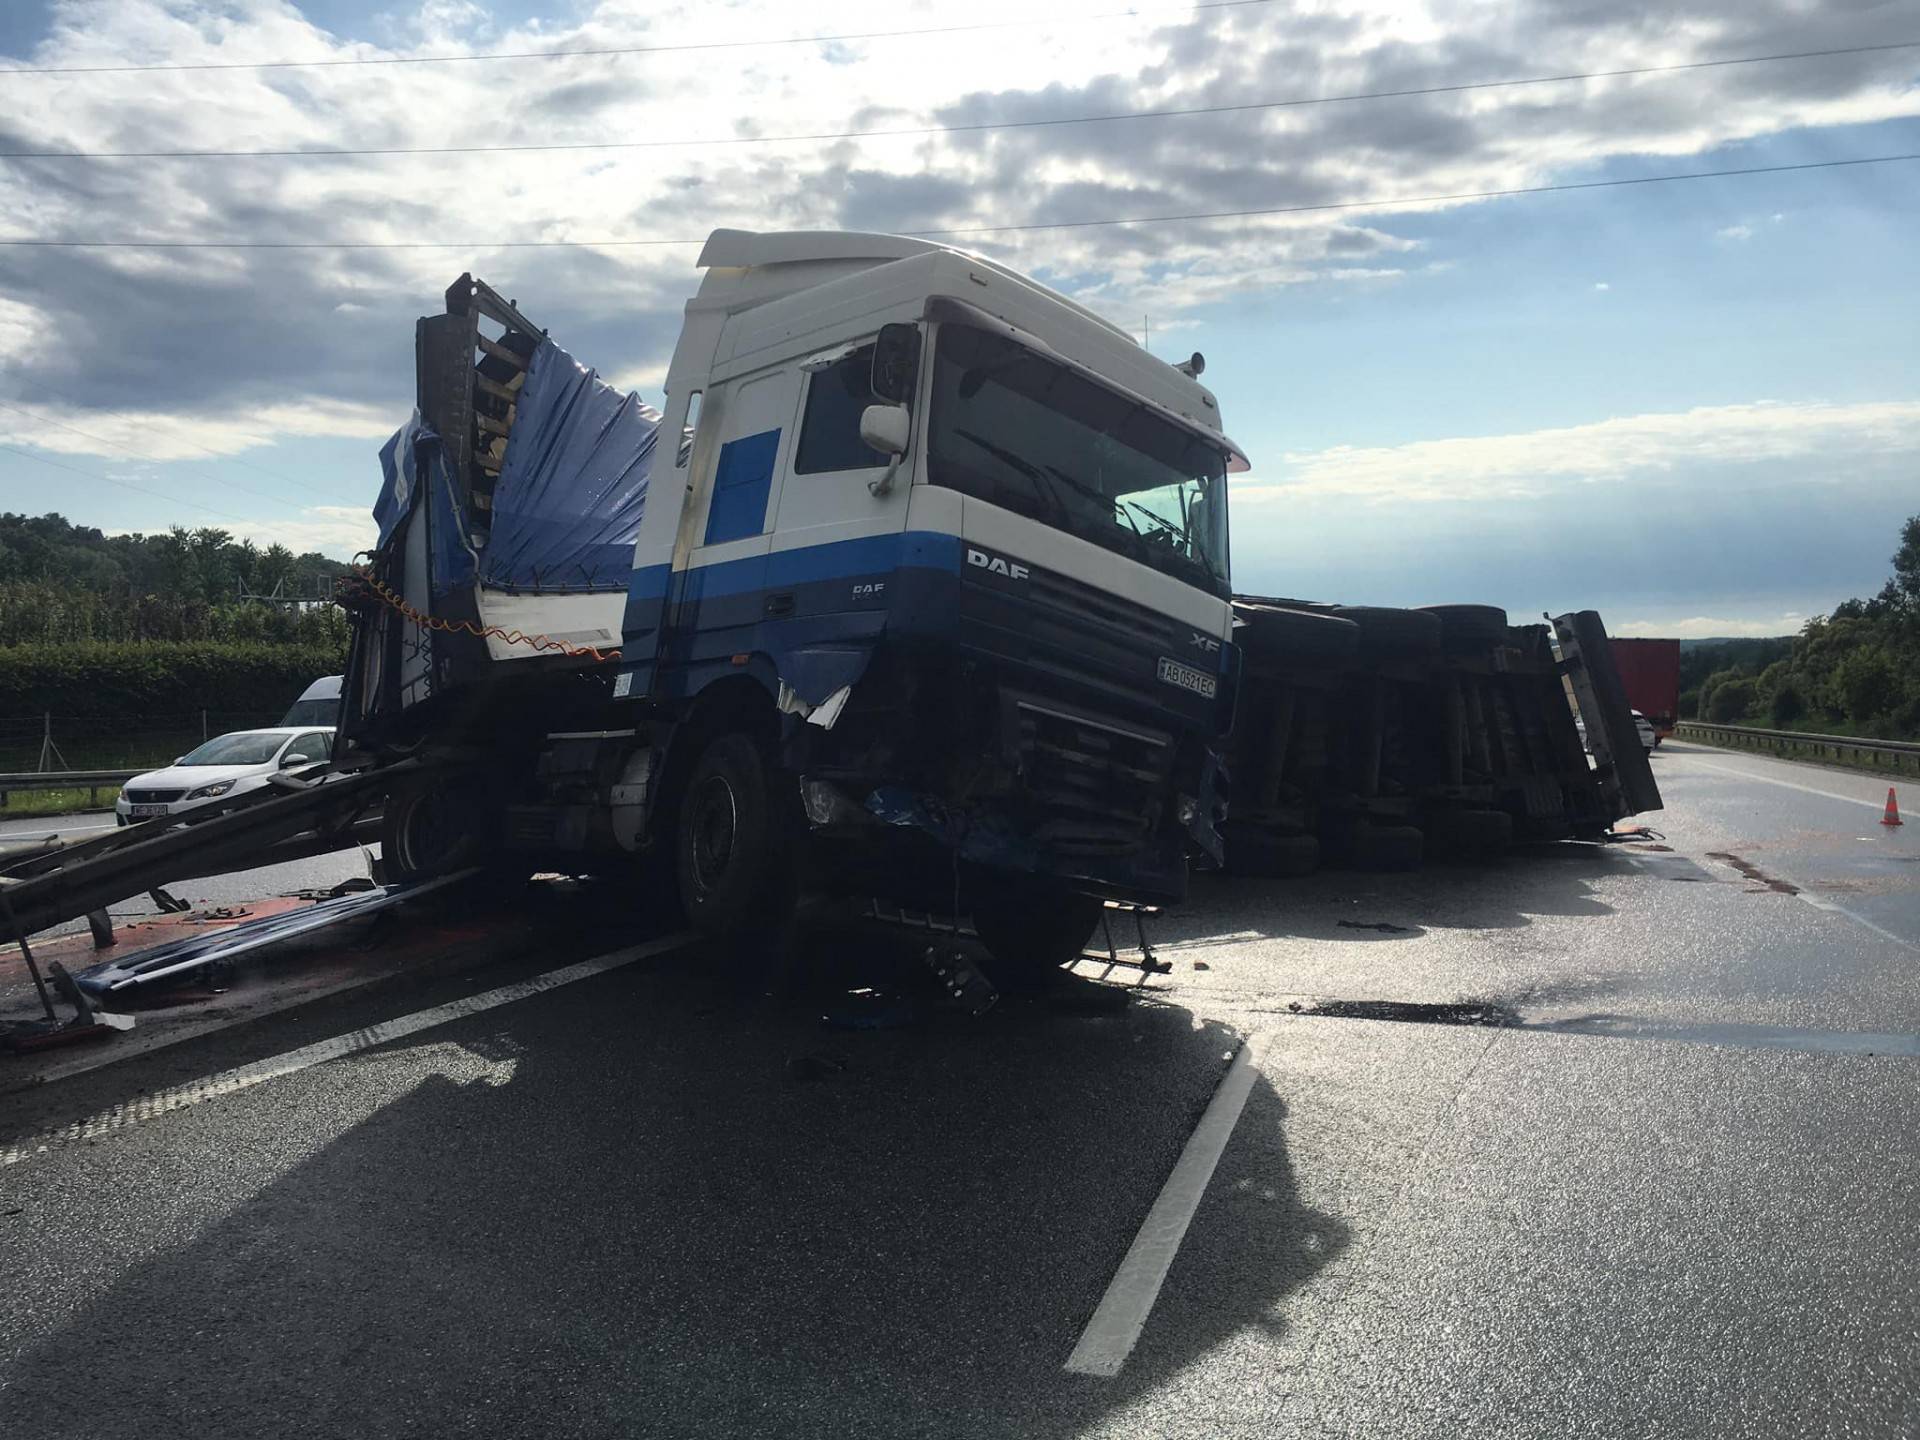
1883,788,1903,827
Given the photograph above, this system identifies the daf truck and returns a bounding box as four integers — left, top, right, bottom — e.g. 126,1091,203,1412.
340,230,1246,977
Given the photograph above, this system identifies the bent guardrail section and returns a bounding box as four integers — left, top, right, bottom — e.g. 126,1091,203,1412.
1676,722,1920,776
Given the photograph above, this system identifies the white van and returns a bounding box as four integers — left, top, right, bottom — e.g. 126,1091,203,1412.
281,675,343,727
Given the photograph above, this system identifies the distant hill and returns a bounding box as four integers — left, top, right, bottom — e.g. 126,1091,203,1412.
1678,636,1795,650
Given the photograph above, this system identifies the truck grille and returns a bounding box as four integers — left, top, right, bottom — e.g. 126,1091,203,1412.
1011,697,1173,854
960,563,1185,703
123,788,184,805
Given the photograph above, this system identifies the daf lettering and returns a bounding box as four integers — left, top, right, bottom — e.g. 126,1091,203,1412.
852,582,885,599
967,548,1030,581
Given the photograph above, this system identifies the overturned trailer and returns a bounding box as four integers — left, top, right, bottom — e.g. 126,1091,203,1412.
341,234,1250,975
1219,597,1661,877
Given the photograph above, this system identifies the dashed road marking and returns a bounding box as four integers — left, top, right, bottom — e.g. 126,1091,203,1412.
1065,1031,1263,1378
2,932,695,1168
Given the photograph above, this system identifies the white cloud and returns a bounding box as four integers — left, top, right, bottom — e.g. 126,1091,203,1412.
1593,281,1610,291
231,504,379,558
0,0,1913,501
1611,614,1805,639
0,397,396,462
1716,223,1754,241
1242,399,1920,503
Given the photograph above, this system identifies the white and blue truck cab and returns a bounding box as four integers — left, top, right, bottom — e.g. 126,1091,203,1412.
342,230,1247,973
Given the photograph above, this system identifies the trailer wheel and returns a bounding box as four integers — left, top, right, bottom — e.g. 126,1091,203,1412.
1421,808,1512,862
971,889,1105,988
1329,606,1443,657
675,731,798,940
1223,826,1321,878
1323,821,1425,872
382,776,489,883
1416,604,1509,647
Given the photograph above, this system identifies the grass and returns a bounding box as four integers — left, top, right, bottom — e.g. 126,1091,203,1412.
0,785,121,821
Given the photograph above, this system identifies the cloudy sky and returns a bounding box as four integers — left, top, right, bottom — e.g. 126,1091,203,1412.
0,0,1915,636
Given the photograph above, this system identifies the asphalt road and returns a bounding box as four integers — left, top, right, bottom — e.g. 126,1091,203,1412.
1,741,1916,1438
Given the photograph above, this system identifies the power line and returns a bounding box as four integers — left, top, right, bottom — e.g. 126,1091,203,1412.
6,39,1912,161
0,441,252,522
0,152,1910,251
0,0,1280,77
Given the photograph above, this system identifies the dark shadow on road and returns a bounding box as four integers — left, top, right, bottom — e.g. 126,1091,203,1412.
0,933,1346,1439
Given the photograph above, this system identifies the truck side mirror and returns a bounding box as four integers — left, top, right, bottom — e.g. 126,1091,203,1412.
859,404,910,457
859,404,911,497
870,323,921,405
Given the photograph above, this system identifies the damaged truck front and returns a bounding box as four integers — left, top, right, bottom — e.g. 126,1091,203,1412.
340,230,1247,976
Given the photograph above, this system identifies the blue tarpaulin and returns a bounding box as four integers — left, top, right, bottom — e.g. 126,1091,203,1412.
372,412,478,600
480,339,658,593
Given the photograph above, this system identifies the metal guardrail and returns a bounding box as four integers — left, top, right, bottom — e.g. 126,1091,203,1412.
1675,721,1920,775
0,769,141,808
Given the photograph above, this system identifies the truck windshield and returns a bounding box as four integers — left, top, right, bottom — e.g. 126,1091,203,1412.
926,323,1230,597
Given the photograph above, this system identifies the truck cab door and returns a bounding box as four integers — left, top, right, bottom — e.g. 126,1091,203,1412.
662,365,799,681
765,337,915,625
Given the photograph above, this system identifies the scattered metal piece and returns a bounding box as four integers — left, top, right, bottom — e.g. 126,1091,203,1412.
920,944,997,1017
1337,920,1411,934
72,868,478,998
86,908,113,949
148,886,191,914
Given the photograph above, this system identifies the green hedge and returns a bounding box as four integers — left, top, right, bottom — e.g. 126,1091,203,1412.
0,640,348,718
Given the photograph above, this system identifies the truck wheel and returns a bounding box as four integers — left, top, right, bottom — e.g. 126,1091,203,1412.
1224,826,1321,878
1324,820,1425,872
971,889,1105,988
1230,602,1362,665
1328,605,1444,658
675,731,798,940
1422,808,1512,861
382,776,487,883
1416,604,1509,647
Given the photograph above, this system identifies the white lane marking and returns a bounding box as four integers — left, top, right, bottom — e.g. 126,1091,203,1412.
1774,869,1920,954
1065,1032,1263,1378
1681,756,1890,813
2,933,694,1168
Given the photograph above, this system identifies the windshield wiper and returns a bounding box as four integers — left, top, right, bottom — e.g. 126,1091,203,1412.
952,427,1074,526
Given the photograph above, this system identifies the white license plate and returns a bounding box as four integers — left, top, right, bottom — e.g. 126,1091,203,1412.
1156,656,1218,699
129,803,168,818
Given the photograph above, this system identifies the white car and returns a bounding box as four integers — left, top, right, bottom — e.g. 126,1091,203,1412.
1631,709,1657,752
1574,710,1658,754
116,726,336,825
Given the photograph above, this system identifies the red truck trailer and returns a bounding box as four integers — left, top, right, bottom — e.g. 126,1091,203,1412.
1609,637,1682,740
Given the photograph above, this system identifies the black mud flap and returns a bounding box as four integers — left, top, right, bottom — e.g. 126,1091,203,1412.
1552,611,1663,820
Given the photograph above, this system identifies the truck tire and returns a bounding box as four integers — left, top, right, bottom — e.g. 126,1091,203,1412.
1329,606,1443,657
971,889,1105,988
1422,807,1512,861
1231,603,1361,665
382,775,490,883
1223,826,1321,878
675,731,798,941
1324,820,1424,872
1417,604,1509,647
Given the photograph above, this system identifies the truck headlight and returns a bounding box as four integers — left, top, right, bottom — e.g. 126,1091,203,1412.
185,780,236,801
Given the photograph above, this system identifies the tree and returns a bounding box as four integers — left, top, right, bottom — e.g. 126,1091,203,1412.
1707,676,1758,723
1833,647,1901,725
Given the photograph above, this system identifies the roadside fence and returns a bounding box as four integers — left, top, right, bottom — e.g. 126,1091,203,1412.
1675,721,1920,777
